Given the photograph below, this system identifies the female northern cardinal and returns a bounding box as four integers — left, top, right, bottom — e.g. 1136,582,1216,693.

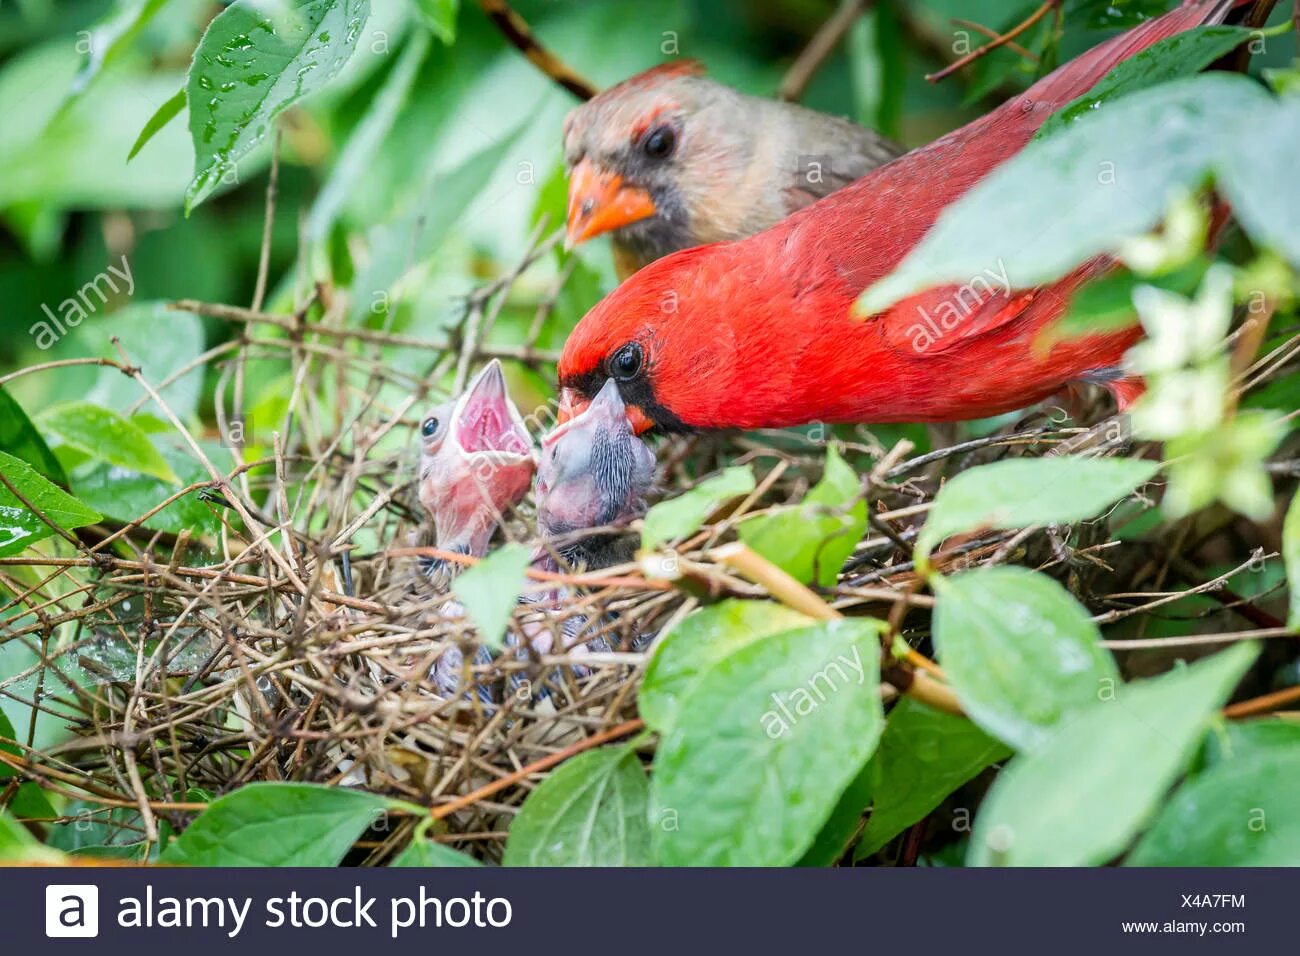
557,0,1241,434
563,61,902,278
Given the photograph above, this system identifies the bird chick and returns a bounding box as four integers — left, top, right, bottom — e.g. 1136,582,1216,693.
511,379,657,675
534,378,656,572
411,360,535,696
563,61,902,278
416,359,535,587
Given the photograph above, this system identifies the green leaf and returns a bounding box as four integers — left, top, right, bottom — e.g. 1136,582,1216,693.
651,619,884,866
916,456,1158,565
1045,257,1207,343
8,782,56,821
413,0,458,43
738,445,867,587
1204,719,1300,766
858,75,1270,313
1035,26,1256,141
798,756,875,867
1129,748,1300,865
82,303,207,421
44,802,145,853
72,0,174,100
641,466,755,550
0,450,101,558
0,385,66,485
307,30,429,242
41,402,179,484
0,807,63,863
503,745,652,866
0,708,57,821
162,783,388,866
1285,492,1300,630
855,698,1009,859
392,837,482,867
932,567,1118,751
451,542,531,652
71,434,223,538
0,44,192,209
967,644,1257,866
1219,97,1300,269
348,119,525,323
74,843,149,861
184,0,372,212
127,87,185,161
640,600,814,734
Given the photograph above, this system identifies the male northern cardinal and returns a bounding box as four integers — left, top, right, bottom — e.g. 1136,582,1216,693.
557,0,1242,434
563,61,902,278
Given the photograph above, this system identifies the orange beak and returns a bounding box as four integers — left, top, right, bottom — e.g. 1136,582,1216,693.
565,158,657,247
557,386,655,434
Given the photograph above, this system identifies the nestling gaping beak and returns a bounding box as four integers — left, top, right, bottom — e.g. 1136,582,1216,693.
565,157,657,248
537,380,656,539
418,360,537,561
558,385,655,435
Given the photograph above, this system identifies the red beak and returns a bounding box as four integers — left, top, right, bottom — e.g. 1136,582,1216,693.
565,158,657,248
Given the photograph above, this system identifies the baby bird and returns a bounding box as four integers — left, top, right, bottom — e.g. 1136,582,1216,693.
520,379,657,665
415,359,535,587
409,360,535,694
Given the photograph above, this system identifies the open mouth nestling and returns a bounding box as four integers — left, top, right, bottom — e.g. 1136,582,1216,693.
452,360,534,462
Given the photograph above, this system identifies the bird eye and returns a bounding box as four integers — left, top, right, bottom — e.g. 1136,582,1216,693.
641,125,676,160
421,417,440,439
610,343,644,381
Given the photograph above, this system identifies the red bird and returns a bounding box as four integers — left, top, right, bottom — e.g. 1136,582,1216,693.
557,0,1240,434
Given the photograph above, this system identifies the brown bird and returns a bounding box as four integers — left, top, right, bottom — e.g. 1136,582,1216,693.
563,61,902,277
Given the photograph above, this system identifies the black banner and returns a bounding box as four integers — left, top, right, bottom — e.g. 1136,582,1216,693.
2,866,1283,953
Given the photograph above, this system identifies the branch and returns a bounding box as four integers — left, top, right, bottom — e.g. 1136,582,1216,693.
926,0,1057,84
428,718,644,819
709,542,965,716
779,0,871,102
475,0,598,100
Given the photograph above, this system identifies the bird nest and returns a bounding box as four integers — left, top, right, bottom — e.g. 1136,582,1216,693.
2,224,1295,865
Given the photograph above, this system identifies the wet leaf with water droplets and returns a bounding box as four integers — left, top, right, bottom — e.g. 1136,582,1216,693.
1035,26,1257,141
184,0,371,212
0,450,101,558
